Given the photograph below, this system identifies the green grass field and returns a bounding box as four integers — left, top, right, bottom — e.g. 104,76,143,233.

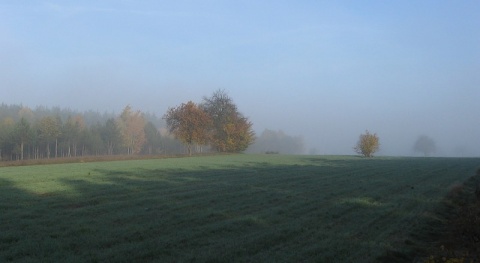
1,154,479,262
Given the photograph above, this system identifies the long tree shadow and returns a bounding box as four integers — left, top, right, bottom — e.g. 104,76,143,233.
1,158,478,262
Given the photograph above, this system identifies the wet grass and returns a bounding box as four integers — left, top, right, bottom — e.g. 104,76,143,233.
0,154,479,262
418,173,480,263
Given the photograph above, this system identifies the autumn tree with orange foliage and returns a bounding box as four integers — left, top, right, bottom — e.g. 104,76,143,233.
164,101,212,156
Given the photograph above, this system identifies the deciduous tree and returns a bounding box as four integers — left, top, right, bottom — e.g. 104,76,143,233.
83,124,105,156
14,118,31,160
164,101,212,156
118,105,146,155
413,135,436,157
201,90,255,152
38,116,61,158
217,114,254,152
354,130,379,157
17,107,34,123
62,115,85,157
101,118,122,155
143,122,162,155
0,117,15,160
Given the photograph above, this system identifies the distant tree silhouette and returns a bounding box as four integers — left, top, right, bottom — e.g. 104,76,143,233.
413,135,436,157
247,129,304,154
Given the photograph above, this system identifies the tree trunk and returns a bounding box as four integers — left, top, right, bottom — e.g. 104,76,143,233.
107,142,112,155
20,141,24,160
55,138,58,158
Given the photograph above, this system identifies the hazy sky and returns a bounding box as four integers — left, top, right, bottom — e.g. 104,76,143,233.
1,1,479,156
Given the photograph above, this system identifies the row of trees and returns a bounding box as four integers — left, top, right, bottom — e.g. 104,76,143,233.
0,105,183,161
246,129,305,155
0,90,254,161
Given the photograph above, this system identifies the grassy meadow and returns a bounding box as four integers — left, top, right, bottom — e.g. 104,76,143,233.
0,154,479,262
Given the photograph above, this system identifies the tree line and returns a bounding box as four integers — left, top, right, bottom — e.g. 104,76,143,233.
0,90,255,161
245,129,305,155
0,104,179,161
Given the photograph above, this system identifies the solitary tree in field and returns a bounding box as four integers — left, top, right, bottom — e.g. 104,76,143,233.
413,135,436,157
354,130,379,157
164,101,212,156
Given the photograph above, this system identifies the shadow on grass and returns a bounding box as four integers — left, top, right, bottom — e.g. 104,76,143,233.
407,174,480,263
1,157,478,262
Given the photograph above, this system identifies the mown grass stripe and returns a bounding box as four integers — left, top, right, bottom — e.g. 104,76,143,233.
1,155,479,262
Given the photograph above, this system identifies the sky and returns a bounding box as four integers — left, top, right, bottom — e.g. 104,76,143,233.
1,1,479,156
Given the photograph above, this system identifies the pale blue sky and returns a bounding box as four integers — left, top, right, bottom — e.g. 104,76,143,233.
1,1,479,156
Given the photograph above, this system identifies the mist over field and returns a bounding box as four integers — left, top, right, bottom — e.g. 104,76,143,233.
1,1,479,157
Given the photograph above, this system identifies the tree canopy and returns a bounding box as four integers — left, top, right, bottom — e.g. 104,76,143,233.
354,130,380,157
164,101,212,156
0,90,256,160
201,90,255,152
118,105,146,155
414,135,436,157
13,118,31,160
0,104,180,160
